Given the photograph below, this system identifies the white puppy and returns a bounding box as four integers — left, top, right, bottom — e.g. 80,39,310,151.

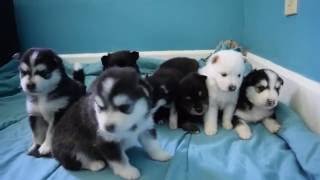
199,50,246,135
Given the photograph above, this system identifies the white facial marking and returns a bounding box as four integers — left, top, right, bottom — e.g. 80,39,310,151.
20,63,29,72
259,80,268,87
95,96,104,107
198,91,203,96
113,95,129,106
103,78,115,94
35,64,47,71
30,51,39,66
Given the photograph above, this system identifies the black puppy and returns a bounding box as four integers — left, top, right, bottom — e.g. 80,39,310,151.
176,73,209,133
101,50,140,72
146,57,199,129
18,48,86,157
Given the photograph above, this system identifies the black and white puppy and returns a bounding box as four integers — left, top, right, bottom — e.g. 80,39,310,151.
175,72,209,133
101,50,140,73
19,48,86,157
232,69,284,139
52,67,171,179
146,57,199,129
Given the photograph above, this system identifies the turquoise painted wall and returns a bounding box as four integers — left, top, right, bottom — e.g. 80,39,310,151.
243,0,320,81
14,0,244,53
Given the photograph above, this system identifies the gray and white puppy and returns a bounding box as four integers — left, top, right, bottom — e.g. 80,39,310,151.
52,67,171,180
19,48,86,157
232,69,284,139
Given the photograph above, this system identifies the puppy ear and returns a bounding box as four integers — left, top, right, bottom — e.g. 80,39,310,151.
131,51,139,61
101,54,110,66
194,73,207,81
12,52,21,60
279,77,284,86
211,55,219,64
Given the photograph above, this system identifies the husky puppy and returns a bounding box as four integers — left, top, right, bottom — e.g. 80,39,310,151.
175,72,209,133
19,48,86,157
232,69,284,139
199,50,246,135
52,67,171,179
101,50,140,72
146,57,199,129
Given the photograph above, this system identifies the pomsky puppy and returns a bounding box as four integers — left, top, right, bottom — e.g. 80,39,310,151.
19,48,86,157
199,50,246,135
232,69,284,139
101,50,140,73
175,72,208,133
52,67,171,179
146,57,199,129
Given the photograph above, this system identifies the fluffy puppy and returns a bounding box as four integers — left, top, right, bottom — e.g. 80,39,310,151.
175,73,208,133
146,57,199,129
101,50,140,72
52,67,171,179
232,69,284,139
199,50,246,135
18,48,86,157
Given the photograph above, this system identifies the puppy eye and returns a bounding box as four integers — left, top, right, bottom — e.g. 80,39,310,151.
118,104,132,114
37,70,51,79
238,74,241,78
221,73,227,77
255,86,266,93
20,70,29,76
98,105,106,111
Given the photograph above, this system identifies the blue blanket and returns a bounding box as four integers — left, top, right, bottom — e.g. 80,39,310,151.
0,59,319,180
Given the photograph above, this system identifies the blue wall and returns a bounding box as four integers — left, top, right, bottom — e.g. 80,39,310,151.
14,0,244,53
243,0,320,81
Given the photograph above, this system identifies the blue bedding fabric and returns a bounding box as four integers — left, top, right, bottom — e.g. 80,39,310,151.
0,58,319,180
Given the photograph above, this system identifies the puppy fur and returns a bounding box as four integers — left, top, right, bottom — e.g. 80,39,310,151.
146,57,199,129
199,50,246,135
232,69,284,139
175,72,208,133
52,67,171,179
101,50,140,73
19,48,86,157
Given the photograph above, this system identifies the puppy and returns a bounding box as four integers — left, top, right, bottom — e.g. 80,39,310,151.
232,69,284,139
175,72,208,133
146,57,199,129
101,50,140,72
52,67,171,179
199,50,246,135
19,48,86,157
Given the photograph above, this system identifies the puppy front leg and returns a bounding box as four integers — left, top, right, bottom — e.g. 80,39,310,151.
139,129,171,161
28,116,48,156
204,105,218,136
233,117,252,139
38,122,53,156
263,114,281,133
222,105,236,130
99,141,140,180
169,103,178,129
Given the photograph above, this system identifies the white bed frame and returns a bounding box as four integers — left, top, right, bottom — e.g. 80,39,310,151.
61,50,320,133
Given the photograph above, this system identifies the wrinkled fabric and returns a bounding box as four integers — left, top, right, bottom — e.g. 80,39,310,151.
0,58,319,180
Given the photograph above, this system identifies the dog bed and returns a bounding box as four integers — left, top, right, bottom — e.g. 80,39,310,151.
0,58,319,180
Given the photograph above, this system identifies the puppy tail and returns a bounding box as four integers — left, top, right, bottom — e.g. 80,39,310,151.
73,62,85,84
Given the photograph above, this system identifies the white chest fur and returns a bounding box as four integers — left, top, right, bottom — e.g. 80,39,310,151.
26,95,69,123
235,107,273,123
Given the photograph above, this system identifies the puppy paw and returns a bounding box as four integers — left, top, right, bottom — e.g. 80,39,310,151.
223,121,233,130
150,150,172,162
38,143,51,156
204,125,217,136
88,160,105,172
235,124,252,140
114,165,140,180
27,144,40,157
169,114,178,129
264,119,281,133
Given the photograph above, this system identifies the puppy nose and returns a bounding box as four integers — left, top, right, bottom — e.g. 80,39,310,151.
195,106,203,113
228,85,236,91
27,83,36,91
266,99,275,106
105,124,115,133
